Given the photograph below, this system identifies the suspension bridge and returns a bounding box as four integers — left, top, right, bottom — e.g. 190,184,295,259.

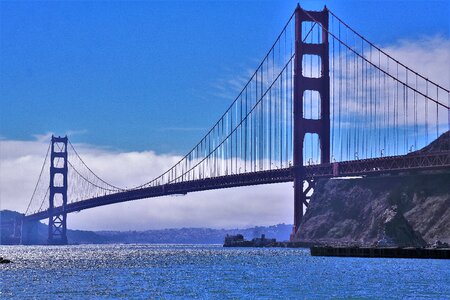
21,5,449,244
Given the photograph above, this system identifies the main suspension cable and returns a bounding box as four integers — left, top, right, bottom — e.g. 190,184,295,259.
68,140,124,190
306,9,449,109
25,141,51,215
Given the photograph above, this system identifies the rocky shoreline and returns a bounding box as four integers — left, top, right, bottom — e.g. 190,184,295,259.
293,172,450,248
292,130,450,248
0,257,12,264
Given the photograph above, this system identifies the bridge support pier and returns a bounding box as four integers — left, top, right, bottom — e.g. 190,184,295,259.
291,5,330,241
48,135,68,245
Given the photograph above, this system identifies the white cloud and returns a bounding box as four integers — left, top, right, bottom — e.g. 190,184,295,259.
384,36,449,88
327,35,450,160
0,137,294,231
329,35,449,126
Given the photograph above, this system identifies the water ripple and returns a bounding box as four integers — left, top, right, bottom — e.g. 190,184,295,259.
1,244,449,299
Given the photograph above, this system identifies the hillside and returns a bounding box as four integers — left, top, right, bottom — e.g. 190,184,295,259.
410,130,449,154
297,173,449,247
297,131,450,247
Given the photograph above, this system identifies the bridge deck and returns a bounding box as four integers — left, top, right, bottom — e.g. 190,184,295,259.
25,152,450,221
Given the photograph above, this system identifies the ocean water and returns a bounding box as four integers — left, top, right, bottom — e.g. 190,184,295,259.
1,244,449,299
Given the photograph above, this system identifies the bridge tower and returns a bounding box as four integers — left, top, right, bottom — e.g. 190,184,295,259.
291,5,330,240
48,135,68,245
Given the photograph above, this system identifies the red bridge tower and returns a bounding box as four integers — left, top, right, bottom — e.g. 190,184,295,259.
48,135,69,245
291,5,330,240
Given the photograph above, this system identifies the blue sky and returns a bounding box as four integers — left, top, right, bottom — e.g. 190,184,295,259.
1,0,448,154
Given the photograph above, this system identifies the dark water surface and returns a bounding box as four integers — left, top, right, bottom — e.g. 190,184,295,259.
1,244,449,299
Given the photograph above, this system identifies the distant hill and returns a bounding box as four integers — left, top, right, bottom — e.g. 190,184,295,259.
95,224,292,245
1,210,292,245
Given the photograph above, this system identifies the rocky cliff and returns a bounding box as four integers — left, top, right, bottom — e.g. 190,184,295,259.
297,172,449,247
297,131,450,247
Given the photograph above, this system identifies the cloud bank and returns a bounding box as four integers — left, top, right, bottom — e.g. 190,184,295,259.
0,137,293,231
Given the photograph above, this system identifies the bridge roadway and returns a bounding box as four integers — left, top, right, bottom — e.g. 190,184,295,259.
25,151,450,221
